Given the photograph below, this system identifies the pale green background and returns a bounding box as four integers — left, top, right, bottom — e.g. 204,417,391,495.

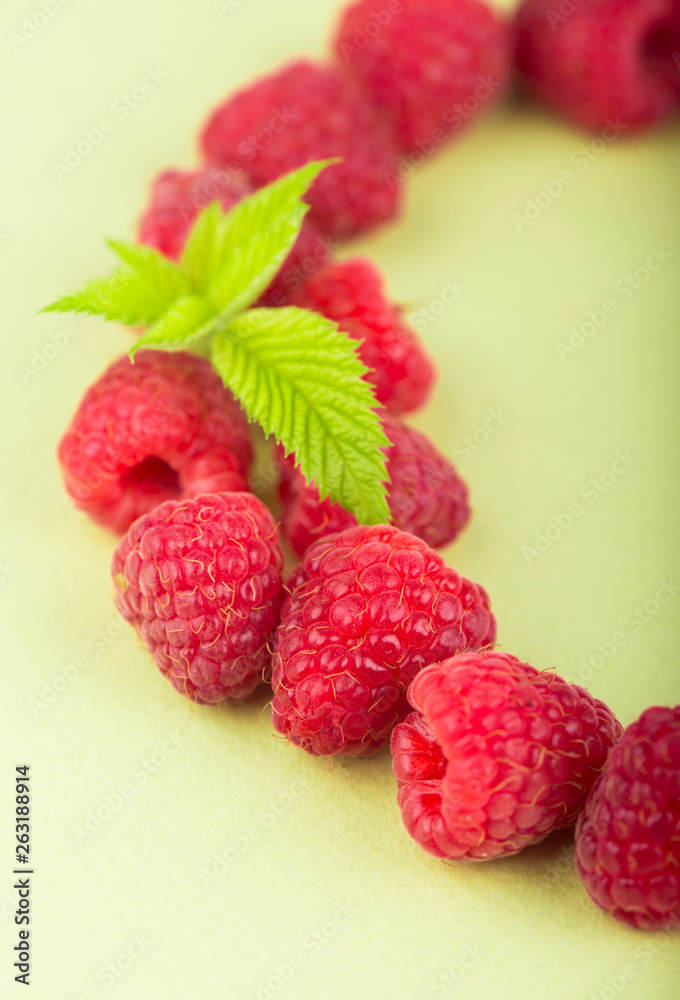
1,0,679,997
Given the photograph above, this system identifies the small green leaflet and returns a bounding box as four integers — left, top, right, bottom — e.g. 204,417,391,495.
131,295,216,351
42,240,193,326
42,159,337,354
212,307,390,525
181,159,337,313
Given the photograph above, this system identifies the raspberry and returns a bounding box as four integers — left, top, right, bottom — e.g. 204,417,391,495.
278,412,471,556
290,258,435,414
136,164,328,306
112,492,283,704
271,525,496,756
334,0,511,154
200,60,401,239
515,0,680,133
58,351,252,534
575,705,680,929
392,651,622,860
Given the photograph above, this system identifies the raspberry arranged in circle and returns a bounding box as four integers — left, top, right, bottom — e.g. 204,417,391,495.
575,705,680,929
112,492,284,705
290,258,435,414
136,164,328,305
392,651,622,860
58,350,252,534
278,411,471,556
200,60,402,239
515,0,680,133
334,0,511,154
271,524,496,757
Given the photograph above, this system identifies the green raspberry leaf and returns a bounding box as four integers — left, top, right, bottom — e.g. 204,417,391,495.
41,160,337,347
179,201,226,290
130,295,216,356
42,240,192,325
211,306,390,525
182,159,338,317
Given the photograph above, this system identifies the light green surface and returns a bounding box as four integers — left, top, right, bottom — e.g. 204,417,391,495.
1,1,679,997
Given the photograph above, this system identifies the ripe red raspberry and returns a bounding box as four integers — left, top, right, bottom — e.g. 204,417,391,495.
136,164,329,306
575,705,680,929
278,412,470,556
290,258,435,414
515,0,680,133
271,525,496,756
334,0,511,155
200,60,401,239
58,351,252,534
392,651,622,860
112,492,283,704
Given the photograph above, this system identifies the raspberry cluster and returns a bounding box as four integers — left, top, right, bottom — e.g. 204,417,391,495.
135,0,680,275
56,0,679,936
